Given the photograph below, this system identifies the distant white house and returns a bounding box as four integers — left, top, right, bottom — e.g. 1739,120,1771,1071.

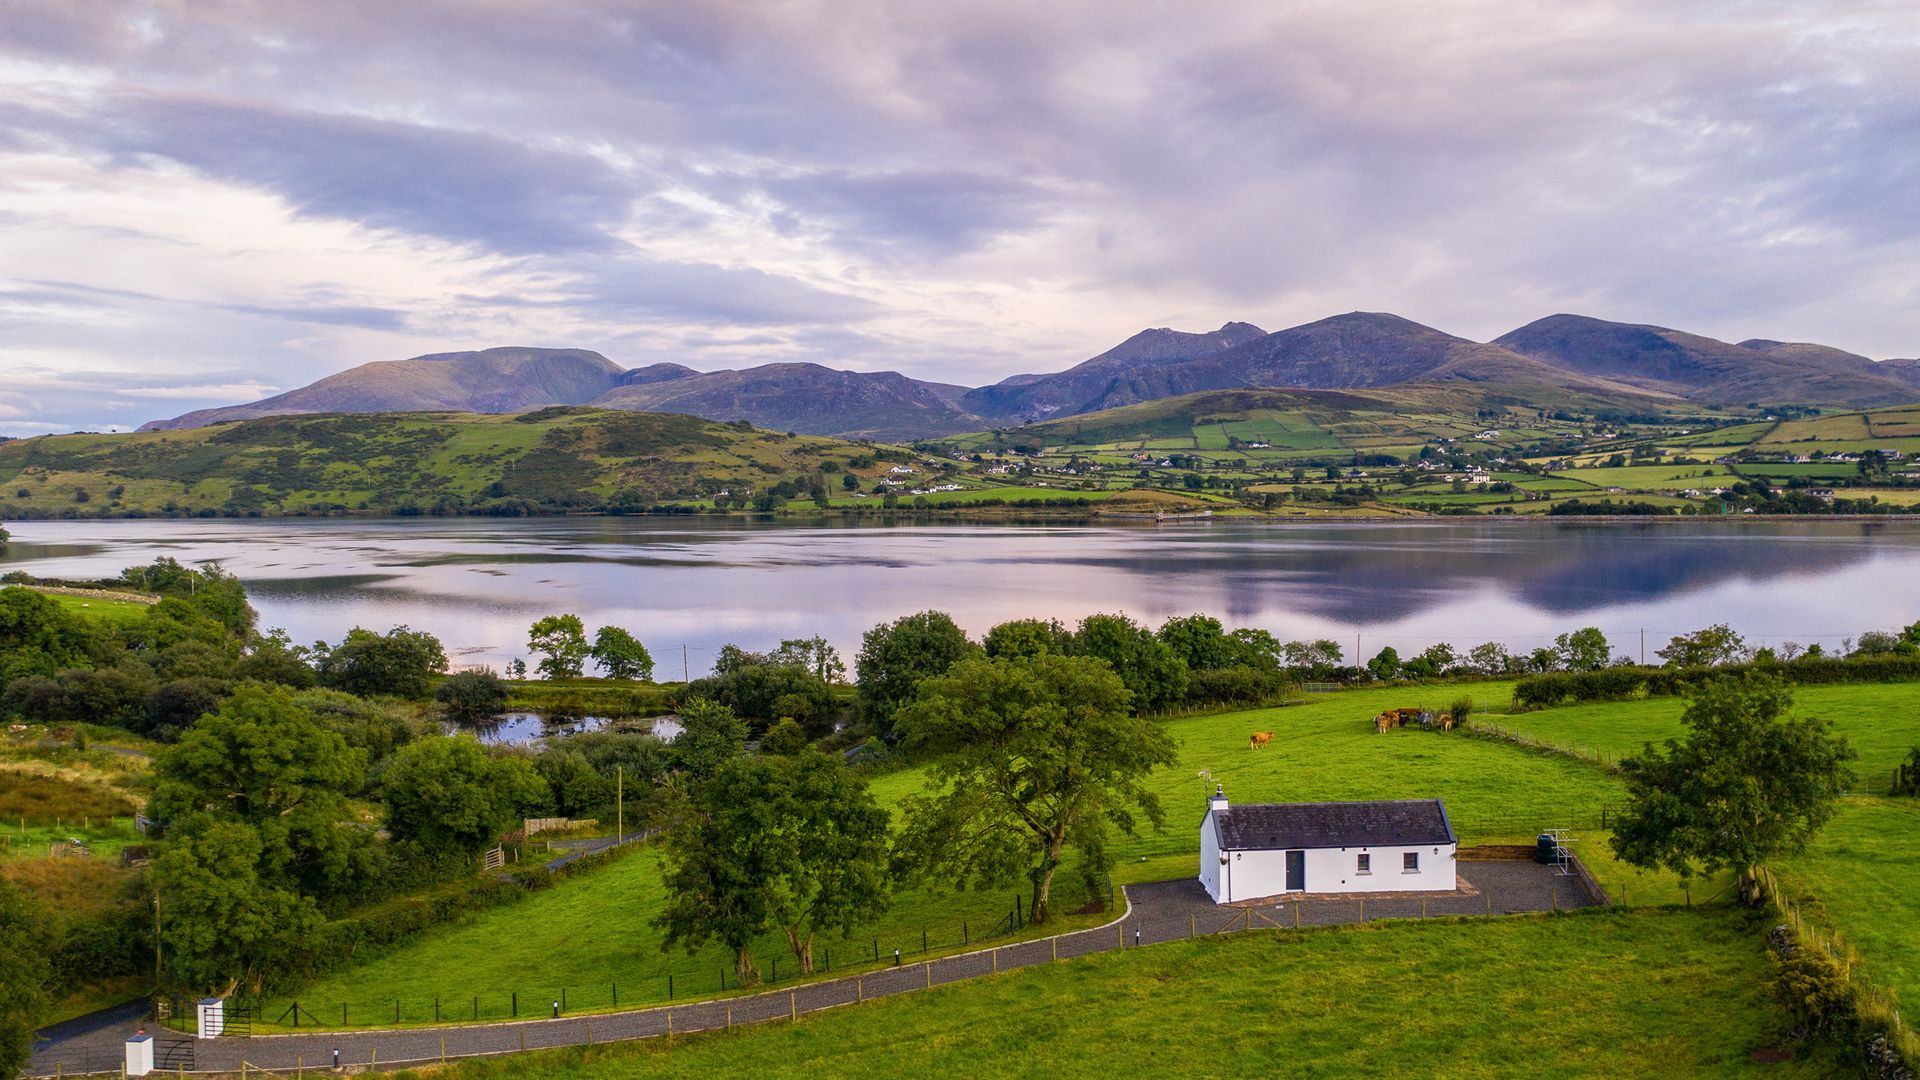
1198,789,1457,903
889,464,917,474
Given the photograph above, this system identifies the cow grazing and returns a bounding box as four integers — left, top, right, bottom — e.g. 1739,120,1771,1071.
1249,732,1272,749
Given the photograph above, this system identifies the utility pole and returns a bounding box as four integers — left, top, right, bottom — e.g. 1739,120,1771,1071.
1639,628,1646,665
682,644,689,684
153,893,161,984
616,766,623,844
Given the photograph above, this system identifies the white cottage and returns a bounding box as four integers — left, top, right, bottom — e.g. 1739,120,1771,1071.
1198,789,1457,903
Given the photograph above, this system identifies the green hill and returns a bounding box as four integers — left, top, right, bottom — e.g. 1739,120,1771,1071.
937,384,1705,459
0,408,921,518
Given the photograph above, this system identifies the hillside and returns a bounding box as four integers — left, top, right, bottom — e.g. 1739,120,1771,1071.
2,408,924,518
593,363,982,441
946,382,1689,457
960,321,1267,420
1497,315,1916,408
140,347,628,430
136,314,1919,443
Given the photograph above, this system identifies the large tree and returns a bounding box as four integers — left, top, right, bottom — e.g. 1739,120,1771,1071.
1072,612,1189,711
671,698,749,782
152,815,321,995
0,877,47,1078
590,626,654,681
1656,624,1750,669
528,614,591,680
1554,627,1610,672
150,685,372,903
1610,675,1855,893
894,653,1177,923
315,625,447,698
655,750,890,983
380,735,551,856
855,610,980,735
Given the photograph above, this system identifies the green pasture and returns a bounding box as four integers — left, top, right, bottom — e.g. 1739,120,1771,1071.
40,591,156,626
408,909,1826,1080
1775,799,1920,1010
256,843,1103,1030
265,681,1652,1027
1484,682,1920,783
1557,464,1731,488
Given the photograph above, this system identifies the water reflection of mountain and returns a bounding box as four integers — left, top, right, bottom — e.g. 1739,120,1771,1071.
1079,522,1920,625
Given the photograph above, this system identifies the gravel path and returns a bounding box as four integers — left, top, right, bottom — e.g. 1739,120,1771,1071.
24,860,1599,1077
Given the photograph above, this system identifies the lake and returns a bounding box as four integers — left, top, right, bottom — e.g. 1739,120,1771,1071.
4,518,1918,674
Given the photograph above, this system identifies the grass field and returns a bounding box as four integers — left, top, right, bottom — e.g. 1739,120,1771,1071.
262,681,1652,1028
404,909,1830,1080
39,591,156,625
1774,798,1920,1011
1486,682,1920,1016
1484,683,1920,782
259,843,1106,1028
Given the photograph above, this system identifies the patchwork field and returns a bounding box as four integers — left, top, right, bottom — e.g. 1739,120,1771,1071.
403,909,1831,1080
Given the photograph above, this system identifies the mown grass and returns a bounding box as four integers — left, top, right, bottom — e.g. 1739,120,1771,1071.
265,680,1651,1028
1485,682,1920,784
400,909,1830,1080
1773,798,1920,1011
258,843,1105,1029
40,591,155,625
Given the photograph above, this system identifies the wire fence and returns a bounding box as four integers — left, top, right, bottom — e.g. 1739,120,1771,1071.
159,884,1098,1035
34,866,1609,1077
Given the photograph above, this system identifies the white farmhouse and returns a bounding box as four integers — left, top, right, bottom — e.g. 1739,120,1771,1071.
1198,789,1457,903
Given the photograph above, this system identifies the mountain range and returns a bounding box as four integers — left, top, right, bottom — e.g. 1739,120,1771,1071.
142,312,1920,440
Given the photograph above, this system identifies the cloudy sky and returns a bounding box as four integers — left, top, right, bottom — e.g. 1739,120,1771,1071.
1,0,1916,435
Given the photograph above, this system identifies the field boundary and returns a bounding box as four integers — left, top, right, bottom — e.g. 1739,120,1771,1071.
25,861,1607,1077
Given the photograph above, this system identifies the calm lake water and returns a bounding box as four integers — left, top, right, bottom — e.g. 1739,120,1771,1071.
4,518,1919,673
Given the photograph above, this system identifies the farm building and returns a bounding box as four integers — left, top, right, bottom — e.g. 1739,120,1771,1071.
1198,788,1457,903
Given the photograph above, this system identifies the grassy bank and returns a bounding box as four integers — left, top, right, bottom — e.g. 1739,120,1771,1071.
398,909,1830,1080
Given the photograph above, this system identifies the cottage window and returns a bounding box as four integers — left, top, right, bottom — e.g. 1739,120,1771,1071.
1355,853,1371,874
1403,852,1420,873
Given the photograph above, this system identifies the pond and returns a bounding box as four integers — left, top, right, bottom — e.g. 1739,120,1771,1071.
448,712,685,746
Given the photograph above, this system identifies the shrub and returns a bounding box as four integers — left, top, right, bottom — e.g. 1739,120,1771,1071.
436,668,508,721
1449,695,1474,726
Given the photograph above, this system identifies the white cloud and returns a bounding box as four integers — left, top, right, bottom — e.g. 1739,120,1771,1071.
0,0,1914,431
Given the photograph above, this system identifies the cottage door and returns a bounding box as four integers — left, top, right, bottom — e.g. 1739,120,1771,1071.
1285,850,1305,892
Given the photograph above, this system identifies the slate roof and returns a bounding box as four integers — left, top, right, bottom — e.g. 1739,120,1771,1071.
1211,799,1455,851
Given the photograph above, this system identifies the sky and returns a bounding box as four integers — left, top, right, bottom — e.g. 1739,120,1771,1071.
0,0,1916,436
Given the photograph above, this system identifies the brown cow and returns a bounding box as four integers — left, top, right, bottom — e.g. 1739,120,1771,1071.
1249,732,1272,749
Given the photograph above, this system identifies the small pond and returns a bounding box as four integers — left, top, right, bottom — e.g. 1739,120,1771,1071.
447,712,684,746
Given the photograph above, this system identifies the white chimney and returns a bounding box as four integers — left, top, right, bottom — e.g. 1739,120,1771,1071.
1208,785,1228,815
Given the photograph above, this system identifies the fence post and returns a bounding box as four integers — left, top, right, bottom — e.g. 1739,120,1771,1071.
1190,914,1195,938
1552,885,1558,912
926,962,932,989
922,928,927,954
511,992,517,1018
857,976,862,1002
789,991,796,1021
963,922,968,945
1294,903,1300,929
667,1010,673,1041
1051,937,1057,962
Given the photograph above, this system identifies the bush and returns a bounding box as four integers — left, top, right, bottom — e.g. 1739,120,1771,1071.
436,668,508,721
1449,695,1474,726
1513,654,1920,709
1186,665,1290,706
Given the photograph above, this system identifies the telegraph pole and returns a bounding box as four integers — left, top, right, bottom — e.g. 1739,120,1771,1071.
616,766,623,844
682,644,689,684
1640,628,1646,665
